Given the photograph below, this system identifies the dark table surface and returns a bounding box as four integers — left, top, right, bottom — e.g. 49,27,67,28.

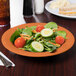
0,0,76,76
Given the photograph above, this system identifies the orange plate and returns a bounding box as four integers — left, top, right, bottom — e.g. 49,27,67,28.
1,23,75,57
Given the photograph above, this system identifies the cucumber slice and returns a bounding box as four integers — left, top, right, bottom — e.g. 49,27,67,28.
41,29,53,37
31,41,44,52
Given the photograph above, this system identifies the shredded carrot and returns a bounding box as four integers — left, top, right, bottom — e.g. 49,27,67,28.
32,30,37,33
53,29,57,32
53,29,55,32
49,41,55,45
33,38,35,40
49,41,60,47
23,37,31,40
20,34,30,37
20,34,31,40
20,34,23,37
55,44,60,47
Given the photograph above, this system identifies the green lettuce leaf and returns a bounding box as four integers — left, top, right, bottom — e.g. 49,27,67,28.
22,26,36,36
44,22,58,29
56,31,66,38
22,27,32,36
30,26,36,30
10,30,20,43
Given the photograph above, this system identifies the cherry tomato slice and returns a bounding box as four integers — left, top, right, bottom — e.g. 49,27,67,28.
14,37,26,48
36,25,44,32
55,36,65,45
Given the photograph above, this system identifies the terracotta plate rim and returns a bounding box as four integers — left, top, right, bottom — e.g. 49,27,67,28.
1,23,75,57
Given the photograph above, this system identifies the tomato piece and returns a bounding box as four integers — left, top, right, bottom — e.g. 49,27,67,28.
55,36,65,45
14,37,26,48
36,25,44,32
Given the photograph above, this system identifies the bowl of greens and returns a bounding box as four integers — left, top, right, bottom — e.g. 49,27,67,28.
1,22,75,57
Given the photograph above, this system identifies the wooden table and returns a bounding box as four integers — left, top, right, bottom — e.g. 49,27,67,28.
0,0,76,76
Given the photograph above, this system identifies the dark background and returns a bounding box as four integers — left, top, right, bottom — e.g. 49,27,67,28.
0,0,76,76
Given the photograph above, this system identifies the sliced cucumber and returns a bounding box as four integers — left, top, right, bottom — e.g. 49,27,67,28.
41,28,53,37
31,41,44,52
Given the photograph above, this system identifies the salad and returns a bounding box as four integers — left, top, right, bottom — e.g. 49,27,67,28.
10,22,67,52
